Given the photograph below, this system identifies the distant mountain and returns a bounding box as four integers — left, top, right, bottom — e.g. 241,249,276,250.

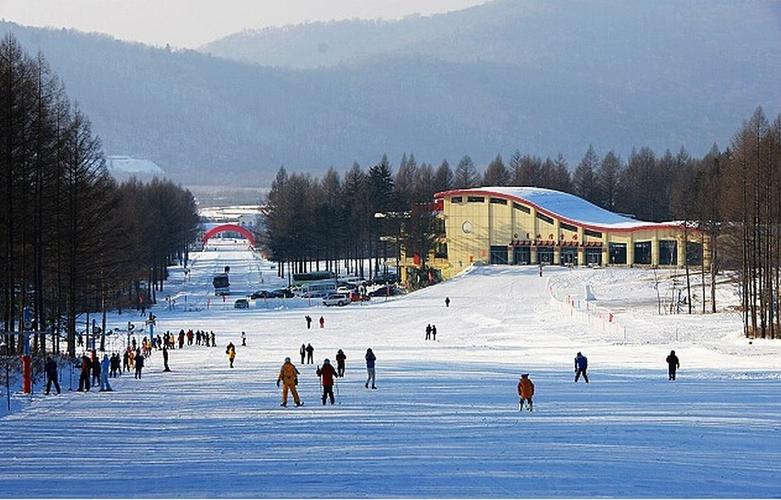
2,0,780,186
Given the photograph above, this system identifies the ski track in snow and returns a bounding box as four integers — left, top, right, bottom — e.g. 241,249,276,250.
1,240,780,498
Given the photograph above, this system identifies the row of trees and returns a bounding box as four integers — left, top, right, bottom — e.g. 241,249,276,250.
0,35,199,356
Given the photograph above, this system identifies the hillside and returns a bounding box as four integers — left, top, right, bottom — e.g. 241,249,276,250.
2,0,780,186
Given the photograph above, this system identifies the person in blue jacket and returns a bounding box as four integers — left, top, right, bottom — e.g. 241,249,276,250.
100,354,113,392
574,352,589,383
364,348,377,389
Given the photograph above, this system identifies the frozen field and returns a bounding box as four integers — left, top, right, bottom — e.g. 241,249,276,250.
1,240,780,498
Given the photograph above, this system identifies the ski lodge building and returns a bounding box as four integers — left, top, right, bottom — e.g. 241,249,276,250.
411,187,706,281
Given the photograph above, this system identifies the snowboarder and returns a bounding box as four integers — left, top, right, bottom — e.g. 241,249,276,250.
226,342,236,368
134,351,145,379
335,349,347,377
44,357,61,395
276,357,303,407
666,350,680,380
306,343,315,364
574,352,589,383
162,345,171,372
100,354,113,392
425,324,432,340
517,373,534,412
365,348,377,389
78,354,92,392
241,331,247,347
319,316,325,329
432,324,437,341
317,359,338,405
445,297,451,308
305,315,312,329
300,344,306,364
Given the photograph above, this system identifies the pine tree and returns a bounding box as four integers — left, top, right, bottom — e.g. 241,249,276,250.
453,155,478,188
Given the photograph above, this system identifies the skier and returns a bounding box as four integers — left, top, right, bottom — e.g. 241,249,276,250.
365,348,377,389
44,357,61,395
226,342,236,368
91,350,101,386
78,354,92,392
162,345,171,372
666,350,680,380
178,331,185,349
317,359,338,405
276,357,303,407
517,373,534,411
574,352,589,383
134,351,145,379
122,349,130,372
100,354,113,392
319,316,325,329
425,324,432,340
210,331,215,347
241,331,247,347
432,324,437,341
335,349,347,377
305,315,312,329
306,343,315,364
300,343,306,364
445,297,451,308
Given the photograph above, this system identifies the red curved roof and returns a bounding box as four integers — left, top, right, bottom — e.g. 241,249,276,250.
202,224,256,246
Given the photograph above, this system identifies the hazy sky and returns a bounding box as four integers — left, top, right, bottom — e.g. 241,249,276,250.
0,0,489,48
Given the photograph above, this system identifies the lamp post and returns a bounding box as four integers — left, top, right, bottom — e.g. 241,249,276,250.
374,212,407,282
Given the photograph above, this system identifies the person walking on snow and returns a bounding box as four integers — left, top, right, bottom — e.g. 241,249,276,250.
226,342,236,368
432,325,437,341
100,354,113,392
277,357,303,407
300,344,306,364
336,349,347,377
306,343,315,364
122,349,130,372
319,316,325,329
162,345,171,372
305,315,312,329
317,359,338,405
78,353,92,392
445,297,450,308
574,352,589,383
241,331,246,347
425,324,432,340
210,331,215,347
365,348,377,389
518,373,534,412
91,350,101,386
44,357,61,395
134,351,145,379
666,350,680,380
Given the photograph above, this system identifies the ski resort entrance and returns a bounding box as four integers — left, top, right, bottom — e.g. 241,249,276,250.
201,224,256,248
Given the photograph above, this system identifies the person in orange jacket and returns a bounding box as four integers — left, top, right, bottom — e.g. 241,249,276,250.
277,357,303,407
517,373,534,412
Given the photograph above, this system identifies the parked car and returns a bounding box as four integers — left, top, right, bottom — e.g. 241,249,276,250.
368,286,404,298
349,291,371,302
372,274,398,286
234,299,250,309
322,293,350,307
250,290,275,299
273,288,294,298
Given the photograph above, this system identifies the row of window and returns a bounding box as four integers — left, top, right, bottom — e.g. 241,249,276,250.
489,242,702,266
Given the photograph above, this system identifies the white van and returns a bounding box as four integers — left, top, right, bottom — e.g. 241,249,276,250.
299,282,336,298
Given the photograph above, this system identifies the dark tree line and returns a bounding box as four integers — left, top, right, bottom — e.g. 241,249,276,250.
0,35,199,357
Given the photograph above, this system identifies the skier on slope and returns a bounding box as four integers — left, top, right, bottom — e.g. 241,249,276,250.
44,357,61,395
100,354,113,392
241,331,247,347
305,315,312,329
316,359,338,405
365,348,377,389
162,345,171,372
300,344,306,364
134,351,145,379
78,353,92,392
276,357,303,407
335,349,347,377
122,349,130,372
91,350,101,386
226,342,236,368
574,352,589,383
517,373,534,412
425,324,432,340
432,324,437,341
319,316,325,329
306,343,315,364
666,350,680,381
445,297,451,308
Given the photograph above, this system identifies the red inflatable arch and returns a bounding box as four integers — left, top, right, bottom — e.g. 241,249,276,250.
202,224,256,247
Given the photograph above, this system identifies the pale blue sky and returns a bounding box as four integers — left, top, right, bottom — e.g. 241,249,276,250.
0,0,489,48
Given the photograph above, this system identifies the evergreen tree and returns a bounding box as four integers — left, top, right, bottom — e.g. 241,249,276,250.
453,155,479,188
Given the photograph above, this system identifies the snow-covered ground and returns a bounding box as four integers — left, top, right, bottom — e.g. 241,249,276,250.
1,240,779,498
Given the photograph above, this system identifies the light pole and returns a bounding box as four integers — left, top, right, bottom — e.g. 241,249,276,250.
374,212,406,282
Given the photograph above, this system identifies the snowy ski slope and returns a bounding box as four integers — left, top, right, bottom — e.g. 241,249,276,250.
0,240,779,498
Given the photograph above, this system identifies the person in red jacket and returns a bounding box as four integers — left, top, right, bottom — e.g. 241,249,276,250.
517,373,534,412
316,359,338,405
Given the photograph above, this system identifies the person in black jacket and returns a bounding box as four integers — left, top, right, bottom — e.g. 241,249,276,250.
306,343,315,364
134,351,145,379
425,324,432,340
335,349,347,377
91,350,101,386
574,352,589,383
666,350,680,380
162,345,171,372
44,357,61,395
78,354,92,392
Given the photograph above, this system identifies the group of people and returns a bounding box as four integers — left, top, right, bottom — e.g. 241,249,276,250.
276,347,377,407
304,315,326,329
424,324,438,341
175,329,216,349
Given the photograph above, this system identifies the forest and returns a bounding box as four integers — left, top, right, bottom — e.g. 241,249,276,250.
264,109,781,339
0,35,200,357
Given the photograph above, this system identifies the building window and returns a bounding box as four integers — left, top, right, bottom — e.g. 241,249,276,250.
687,241,703,266
467,196,485,203
585,229,603,239
536,212,554,225
490,246,509,264
609,243,627,265
560,222,577,232
537,246,554,264
660,240,678,265
634,241,651,265
490,197,507,205
585,247,602,266
513,202,531,213
434,242,448,259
